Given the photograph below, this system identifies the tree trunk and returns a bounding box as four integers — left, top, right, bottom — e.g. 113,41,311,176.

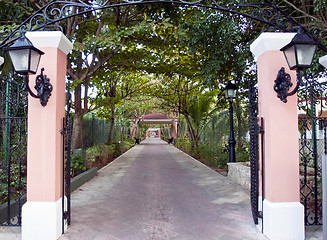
235,102,243,159
71,111,84,149
177,123,182,138
184,114,198,149
120,126,124,154
107,100,115,143
120,126,124,143
71,82,84,149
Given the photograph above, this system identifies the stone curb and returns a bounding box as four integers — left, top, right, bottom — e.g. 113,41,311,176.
0,167,98,224
70,167,98,192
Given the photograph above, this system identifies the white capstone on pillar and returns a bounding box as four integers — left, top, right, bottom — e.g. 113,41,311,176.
319,55,327,68
250,32,304,240
22,31,73,240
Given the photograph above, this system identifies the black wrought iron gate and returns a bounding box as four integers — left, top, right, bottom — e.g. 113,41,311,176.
249,81,263,226
0,75,72,228
61,78,72,233
0,75,27,226
298,79,327,226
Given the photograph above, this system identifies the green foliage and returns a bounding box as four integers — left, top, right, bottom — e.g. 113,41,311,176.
180,10,256,87
313,0,327,12
175,135,229,168
175,135,192,152
70,154,86,178
187,91,217,145
202,107,250,161
122,139,135,149
176,105,250,169
176,135,249,169
85,140,134,168
86,144,111,164
0,0,36,24
0,163,26,204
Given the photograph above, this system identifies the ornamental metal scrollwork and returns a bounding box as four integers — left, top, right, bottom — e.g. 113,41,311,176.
34,68,53,107
0,0,324,49
274,67,293,103
23,68,53,107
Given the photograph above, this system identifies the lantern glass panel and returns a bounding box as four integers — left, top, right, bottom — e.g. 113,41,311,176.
283,45,297,69
30,49,42,74
296,44,317,67
8,49,31,73
225,89,236,99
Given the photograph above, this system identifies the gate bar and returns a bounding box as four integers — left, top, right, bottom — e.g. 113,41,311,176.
259,117,264,232
61,117,66,234
323,155,327,239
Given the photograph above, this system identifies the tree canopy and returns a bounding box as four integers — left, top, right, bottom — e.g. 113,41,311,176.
1,0,326,150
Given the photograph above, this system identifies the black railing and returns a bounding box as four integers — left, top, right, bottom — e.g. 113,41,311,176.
249,81,261,225
0,77,27,226
298,79,327,225
61,77,72,233
0,0,324,50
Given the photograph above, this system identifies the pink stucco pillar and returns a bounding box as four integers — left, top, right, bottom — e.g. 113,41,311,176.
22,31,73,240
250,33,304,240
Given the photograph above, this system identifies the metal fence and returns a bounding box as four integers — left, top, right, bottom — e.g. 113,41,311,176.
200,107,249,165
0,76,27,226
82,113,130,149
299,116,325,225
174,106,249,167
82,113,111,148
298,80,327,226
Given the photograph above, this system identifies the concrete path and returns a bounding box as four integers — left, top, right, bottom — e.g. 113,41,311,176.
1,138,319,239
59,138,267,240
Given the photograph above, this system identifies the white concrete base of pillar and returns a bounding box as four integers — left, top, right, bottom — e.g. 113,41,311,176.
256,196,263,232
263,199,304,240
22,197,67,240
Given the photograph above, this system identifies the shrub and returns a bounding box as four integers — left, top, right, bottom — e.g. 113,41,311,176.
85,140,134,169
0,163,27,204
175,135,192,152
70,154,86,177
86,144,112,168
174,136,235,169
122,139,134,149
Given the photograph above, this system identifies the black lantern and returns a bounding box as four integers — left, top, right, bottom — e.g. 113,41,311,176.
275,28,320,103
281,28,319,71
4,34,44,75
224,80,237,99
224,81,237,163
4,34,52,107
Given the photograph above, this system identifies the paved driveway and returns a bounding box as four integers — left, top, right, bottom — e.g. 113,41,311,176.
59,138,267,240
